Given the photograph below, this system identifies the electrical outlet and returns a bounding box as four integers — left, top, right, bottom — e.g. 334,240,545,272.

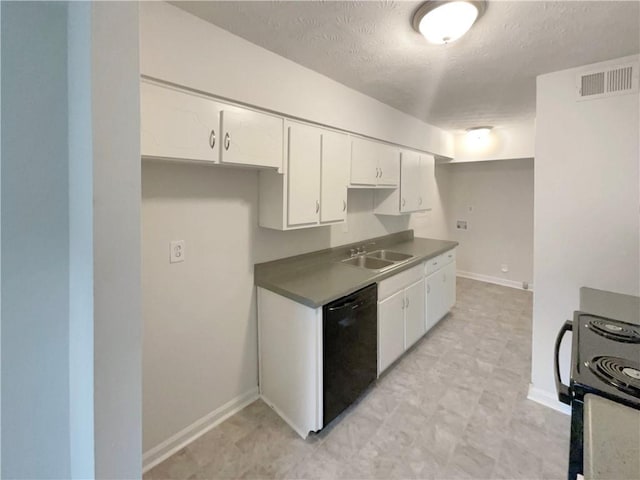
501,264,509,273
456,220,468,230
170,240,185,263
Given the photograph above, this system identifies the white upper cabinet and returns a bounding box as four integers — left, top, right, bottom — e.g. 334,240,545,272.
259,122,350,230
140,80,283,170
350,138,399,188
377,143,401,186
140,80,221,163
287,123,321,226
419,153,435,211
219,108,283,170
400,151,421,213
320,131,350,224
374,150,435,216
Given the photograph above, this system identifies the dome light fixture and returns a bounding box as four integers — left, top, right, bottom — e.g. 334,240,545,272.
412,1,486,45
466,126,493,141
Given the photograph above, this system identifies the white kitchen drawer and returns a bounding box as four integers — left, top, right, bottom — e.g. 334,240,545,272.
378,263,424,300
425,254,445,275
442,248,456,266
425,249,456,275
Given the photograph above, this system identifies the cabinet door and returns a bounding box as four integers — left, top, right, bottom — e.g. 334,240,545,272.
400,151,420,213
320,131,350,223
377,144,400,186
404,279,426,349
219,108,283,169
378,290,405,375
140,81,220,162
287,123,321,226
443,261,457,312
419,154,435,211
426,270,444,331
350,138,378,186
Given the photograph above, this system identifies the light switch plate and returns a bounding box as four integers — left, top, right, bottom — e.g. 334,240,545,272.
170,240,185,263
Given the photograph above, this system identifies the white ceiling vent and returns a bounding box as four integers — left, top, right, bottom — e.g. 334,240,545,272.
577,63,638,101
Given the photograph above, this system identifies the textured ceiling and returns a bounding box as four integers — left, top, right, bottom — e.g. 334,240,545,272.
172,1,640,131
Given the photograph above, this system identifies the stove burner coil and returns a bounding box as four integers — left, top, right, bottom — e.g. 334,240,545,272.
589,356,640,397
587,318,640,343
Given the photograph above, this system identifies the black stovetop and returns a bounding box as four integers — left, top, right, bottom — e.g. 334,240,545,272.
571,312,640,410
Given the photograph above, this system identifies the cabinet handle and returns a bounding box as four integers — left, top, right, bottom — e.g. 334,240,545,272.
401,298,405,310
380,168,383,179
315,200,320,213
427,284,431,294
402,198,406,207
418,197,422,206
224,133,230,150
343,200,347,212
375,167,380,178
209,129,216,149
406,297,410,308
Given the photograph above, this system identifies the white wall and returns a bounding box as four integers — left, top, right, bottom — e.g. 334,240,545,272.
1,3,71,477
139,1,452,157
452,120,535,163
68,2,95,477
91,3,142,478
142,162,410,455
415,159,534,287
531,55,639,407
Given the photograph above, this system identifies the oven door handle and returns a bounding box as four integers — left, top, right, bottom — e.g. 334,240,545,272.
554,320,573,405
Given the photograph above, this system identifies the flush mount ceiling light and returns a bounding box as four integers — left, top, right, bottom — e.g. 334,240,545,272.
466,126,493,141
412,1,486,44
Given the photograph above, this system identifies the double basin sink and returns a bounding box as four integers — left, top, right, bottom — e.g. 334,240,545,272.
340,250,414,272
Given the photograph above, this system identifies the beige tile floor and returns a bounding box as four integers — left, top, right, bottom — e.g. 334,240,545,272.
145,278,570,480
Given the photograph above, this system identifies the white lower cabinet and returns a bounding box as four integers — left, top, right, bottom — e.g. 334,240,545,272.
404,279,426,349
378,290,406,374
426,250,457,331
377,264,425,375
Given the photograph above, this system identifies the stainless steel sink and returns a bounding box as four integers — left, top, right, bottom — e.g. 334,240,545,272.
341,256,395,271
367,250,413,262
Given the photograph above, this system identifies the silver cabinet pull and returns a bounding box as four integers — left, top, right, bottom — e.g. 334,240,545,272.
427,284,431,294
402,198,406,207
315,200,320,213
380,168,383,179
209,129,216,149
448,254,453,258
406,297,410,308
418,197,422,206
343,200,347,212
224,133,230,150
375,167,380,178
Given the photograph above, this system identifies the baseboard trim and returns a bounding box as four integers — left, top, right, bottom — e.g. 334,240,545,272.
527,385,571,415
142,387,260,472
456,270,533,292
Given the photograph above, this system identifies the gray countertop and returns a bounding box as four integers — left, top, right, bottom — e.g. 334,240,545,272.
584,394,640,480
254,230,458,307
580,287,640,326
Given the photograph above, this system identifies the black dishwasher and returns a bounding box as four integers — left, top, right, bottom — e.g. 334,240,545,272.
322,283,377,427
